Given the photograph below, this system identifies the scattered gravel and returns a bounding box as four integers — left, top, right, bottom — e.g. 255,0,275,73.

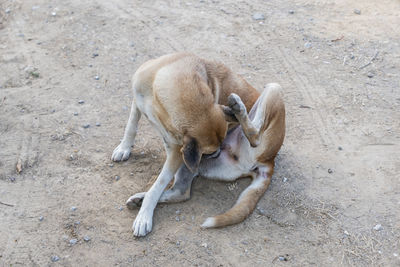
78,100,85,104
73,112,78,116
353,9,361,15
94,75,99,80
92,53,99,58
288,10,295,14
115,175,120,181
83,236,91,242
69,239,78,245
328,168,333,174
82,124,90,129
175,210,181,215
373,224,383,231
70,206,77,211
95,122,101,126
367,72,374,78
39,216,44,221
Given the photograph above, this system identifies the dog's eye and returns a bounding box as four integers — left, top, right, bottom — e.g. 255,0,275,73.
203,147,221,159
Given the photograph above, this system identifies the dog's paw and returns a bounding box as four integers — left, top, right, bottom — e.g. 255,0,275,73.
227,93,246,117
126,192,146,209
111,143,132,161
132,211,153,237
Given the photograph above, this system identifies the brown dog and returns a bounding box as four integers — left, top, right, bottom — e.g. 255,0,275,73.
127,83,285,229
112,53,260,236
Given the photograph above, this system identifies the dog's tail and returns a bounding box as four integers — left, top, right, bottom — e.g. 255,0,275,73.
201,164,273,228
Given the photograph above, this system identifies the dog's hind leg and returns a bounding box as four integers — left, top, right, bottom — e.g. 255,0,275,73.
227,83,283,147
112,100,141,161
201,163,273,228
126,164,196,208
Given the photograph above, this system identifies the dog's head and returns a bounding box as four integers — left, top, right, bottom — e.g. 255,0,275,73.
181,104,227,173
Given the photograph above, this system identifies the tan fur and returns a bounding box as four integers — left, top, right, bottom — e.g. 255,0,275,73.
209,162,274,228
134,53,259,154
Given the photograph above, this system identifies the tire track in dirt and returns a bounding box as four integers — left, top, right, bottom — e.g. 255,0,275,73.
99,1,184,53
273,46,338,147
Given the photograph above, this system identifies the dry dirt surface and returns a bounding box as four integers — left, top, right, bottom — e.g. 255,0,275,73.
1,0,399,266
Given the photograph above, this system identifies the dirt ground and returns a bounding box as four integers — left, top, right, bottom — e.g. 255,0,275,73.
1,0,399,266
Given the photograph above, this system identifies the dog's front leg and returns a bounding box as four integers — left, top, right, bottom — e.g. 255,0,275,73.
126,164,196,208
132,144,182,237
112,100,141,161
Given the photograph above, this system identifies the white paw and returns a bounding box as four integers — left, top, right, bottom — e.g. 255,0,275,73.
126,192,146,209
111,143,132,161
132,210,153,237
228,93,246,116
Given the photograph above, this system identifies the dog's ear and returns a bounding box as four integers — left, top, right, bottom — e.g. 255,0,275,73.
220,105,238,122
181,135,201,173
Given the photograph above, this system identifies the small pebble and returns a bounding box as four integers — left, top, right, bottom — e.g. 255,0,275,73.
39,216,44,221
328,168,333,174
9,177,16,182
92,53,99,58
353,9,361,15
282,177,288,183
394,253,398,257
201,243,208,248
304,42,312,49
94,75,99,80
74,221,80,225
88,64,93,67
70,206,77,211
83,236,91,242
130,172,134,176
338,146,343,150
109,164,114,168
69,239,78,245
278,256,287,261
115,175,120,181
118,206,123,211
373,224,383,231
175,216,180,222
5,8,11,14
73,112,78,116
51,256,60,262
367,72,374,78
82,124,90,129
344,230,350,236
78,100,85,104
255,207,266,215
95,122,101,127
252,13,265,20
288,10,295,14
176,241,180,246
175,210,181,215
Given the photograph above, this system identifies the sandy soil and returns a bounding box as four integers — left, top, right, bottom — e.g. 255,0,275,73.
1,0,399,266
